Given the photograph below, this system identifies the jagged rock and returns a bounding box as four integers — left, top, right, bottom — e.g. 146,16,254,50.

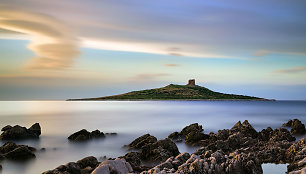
287,138,306,173
180,123,203,138
283,119,306,135
68,129,105,141
128,134,157,149
76,156,99,169
91,158,133,174
185,131,209,145
0,142,36,160
140,138,179,162
122,152,141,167
0,123,41,140
43,156,99,174
230,120,258,138
168,131,181,140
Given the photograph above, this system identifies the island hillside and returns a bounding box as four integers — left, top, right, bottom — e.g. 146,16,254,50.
68,79,268,101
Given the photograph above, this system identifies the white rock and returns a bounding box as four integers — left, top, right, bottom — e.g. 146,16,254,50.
91,158,134,174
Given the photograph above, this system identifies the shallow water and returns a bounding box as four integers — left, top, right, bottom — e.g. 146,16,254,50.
0,100,305,174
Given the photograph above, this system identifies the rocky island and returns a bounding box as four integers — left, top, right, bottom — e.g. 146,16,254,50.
68,79,269,101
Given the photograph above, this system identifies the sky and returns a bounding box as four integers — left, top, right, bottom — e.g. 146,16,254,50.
0,0,306,100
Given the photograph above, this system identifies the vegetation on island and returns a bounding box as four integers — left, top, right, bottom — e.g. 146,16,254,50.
68,84,266,101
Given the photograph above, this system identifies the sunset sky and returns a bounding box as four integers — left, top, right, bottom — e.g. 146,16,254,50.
0,0,306,100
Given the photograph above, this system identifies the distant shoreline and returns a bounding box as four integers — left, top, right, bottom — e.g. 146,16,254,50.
67,99,275,101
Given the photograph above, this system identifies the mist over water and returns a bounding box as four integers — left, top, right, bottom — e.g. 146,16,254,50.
0,101,305,174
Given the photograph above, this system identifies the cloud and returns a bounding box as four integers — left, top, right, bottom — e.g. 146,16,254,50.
0,4,79,69
164,64,179,67
274,66,306,73
131,73,170,81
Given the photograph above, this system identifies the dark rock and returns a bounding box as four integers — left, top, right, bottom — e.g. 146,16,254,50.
1,125,12,131
140,138,179,162
68,129,105,141
40,148,46,151
0,142,36,160
122,152,141,167
180,123,203,138
185,131,209,145
283,119,306,134
168,131,181,139
0,123,41,140
230,120,258,138
43,156,99,174
128,134,157,149
28,123,41,136
76,156,99,169
270,128,296,142
0,164,2,170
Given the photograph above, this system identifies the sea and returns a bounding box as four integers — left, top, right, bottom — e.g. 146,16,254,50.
0,100,305,174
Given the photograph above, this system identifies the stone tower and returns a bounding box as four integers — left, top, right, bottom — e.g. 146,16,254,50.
187,79,196,87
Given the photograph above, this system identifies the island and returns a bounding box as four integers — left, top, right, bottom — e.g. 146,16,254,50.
68,79,270,101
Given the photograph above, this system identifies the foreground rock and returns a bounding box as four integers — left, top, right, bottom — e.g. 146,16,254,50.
0,123,41,140
283,119,306,134
168,123,209,145
91,158,133,174
0,142,36,160
43,156,99,174
126,134,179,164
68,129,117,141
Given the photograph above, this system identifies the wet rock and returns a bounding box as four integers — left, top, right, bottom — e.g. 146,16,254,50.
287,138,306,173
140,138,179,162
43,156,99,174
0,142,36,160
122,152,141,167
230,120,258,138
76,156,99,169
283,119,306,135
168,131,181,139
185,131,209,145
128,134,157,149
181,123,203,138
68,129,105,141
91,158,133,174
0,123,41,140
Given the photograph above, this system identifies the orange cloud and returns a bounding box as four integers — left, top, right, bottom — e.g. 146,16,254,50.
0,5,79,69
164,64,179,67
274,66,306,74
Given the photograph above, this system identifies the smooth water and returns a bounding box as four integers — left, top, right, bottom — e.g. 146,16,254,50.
0,101,305,174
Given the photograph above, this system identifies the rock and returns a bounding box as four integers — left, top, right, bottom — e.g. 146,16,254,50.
43,156,99,174
283,119,306,134
28,123,41,136
230,120,258,138
76,156,99,169
0,123,41,140
0,142,36,160
181,123,203,138
0,164,2,170
1,125,12,131
128,134,157,149
91,158,133,174
140,138,179,162
185,131,209,145
287,138,306,172
122,152,141,167
68,129,105,141
168,131,181,139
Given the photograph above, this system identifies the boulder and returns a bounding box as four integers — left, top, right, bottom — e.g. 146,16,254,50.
283,119,306,134
0,142,36,161
91,158,133,174
128,134,157,149
230,120,258,138
140,138,179,162
180,123,203,138
68,129,105,141
43,156,99,174
122,152,141,167
0,123,41,140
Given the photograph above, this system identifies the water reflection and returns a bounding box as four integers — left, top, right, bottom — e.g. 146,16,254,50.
0,101,305,174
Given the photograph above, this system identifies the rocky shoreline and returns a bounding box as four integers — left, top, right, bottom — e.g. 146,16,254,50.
0,120,305,174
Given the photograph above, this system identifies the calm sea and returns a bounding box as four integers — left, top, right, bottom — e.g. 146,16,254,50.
0,101,305,174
